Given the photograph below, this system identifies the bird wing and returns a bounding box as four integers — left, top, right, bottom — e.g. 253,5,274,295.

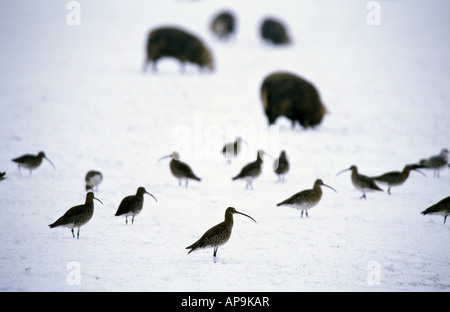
234,161,260,179
186,222,230,251
49,204,84,227
372,171,400,182
422,197,450,215
172,160,201,180
115,196,138,216
278,189,312,206
12,154,34,163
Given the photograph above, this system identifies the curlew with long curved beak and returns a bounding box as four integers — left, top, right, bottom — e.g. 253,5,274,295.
159,152,201,187
232,150,273,189
12,151,56,175
416,148,449,178
277,179,336,218
186,207,256,262
115,187,157,224
371,165,425,195
337,165,382,199
49,192,103,239
222,137,246,163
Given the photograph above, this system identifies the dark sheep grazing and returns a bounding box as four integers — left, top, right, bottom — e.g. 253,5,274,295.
211,11,236,40
144,26,214,72
260,18,291,45
261,72,327,129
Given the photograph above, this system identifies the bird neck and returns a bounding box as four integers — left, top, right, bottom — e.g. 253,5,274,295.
402,167,411,178
313,184,323,197
85,199,95,212
224,213,234,226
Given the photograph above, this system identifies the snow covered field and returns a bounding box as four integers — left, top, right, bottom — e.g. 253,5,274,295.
0,0,449,292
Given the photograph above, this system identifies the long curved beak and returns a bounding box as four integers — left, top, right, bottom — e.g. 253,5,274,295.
158,155,172,162
45,157,56,169
94,197,103,205
145,191,158,202
412,168,426,177
323,183,337,193
336,168,350,176
235,210,257,223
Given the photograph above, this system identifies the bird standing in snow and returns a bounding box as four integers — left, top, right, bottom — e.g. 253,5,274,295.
273,150,289,182
232,150,271,190
85,170,103,192
115,187,157,224
49,192,103,239
186,207,256,262
371,165,425,195
416,148,448,177
421,196,450,224
277,179,336,218
222,137,245,163
337,165,383,199
12,151,55,175
159,152,201,187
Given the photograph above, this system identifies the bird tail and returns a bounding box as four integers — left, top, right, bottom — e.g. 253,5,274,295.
48,220,60,228
186,246,195,254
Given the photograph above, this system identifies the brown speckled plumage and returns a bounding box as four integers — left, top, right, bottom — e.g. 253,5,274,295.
186,207,256,262
49,192,102,239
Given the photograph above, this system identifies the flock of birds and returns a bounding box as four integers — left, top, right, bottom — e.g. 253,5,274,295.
3,146,449,261
2,9,449,263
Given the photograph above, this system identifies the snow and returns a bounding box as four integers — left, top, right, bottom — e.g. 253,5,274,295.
0,0,449,292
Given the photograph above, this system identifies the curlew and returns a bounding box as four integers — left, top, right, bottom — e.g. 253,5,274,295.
49,192,103,239
421,196,450,224
371,165,425,195
273,150,289,182
85,170,103,192
232,150,271,189
222,137,245,163
277,179,336,218
416,148,448,177
12,151,55,175
115,187,157,224
337,165,382,199
159,152,201,187
186,207,256,262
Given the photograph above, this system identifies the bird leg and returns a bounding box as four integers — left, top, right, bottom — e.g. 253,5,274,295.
125,216,128,224
185,179,189,188
71,228,75,238
132,216,135,225
360,193,367,199
213,247,218,263
77,228,80,239
388,187,392,195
